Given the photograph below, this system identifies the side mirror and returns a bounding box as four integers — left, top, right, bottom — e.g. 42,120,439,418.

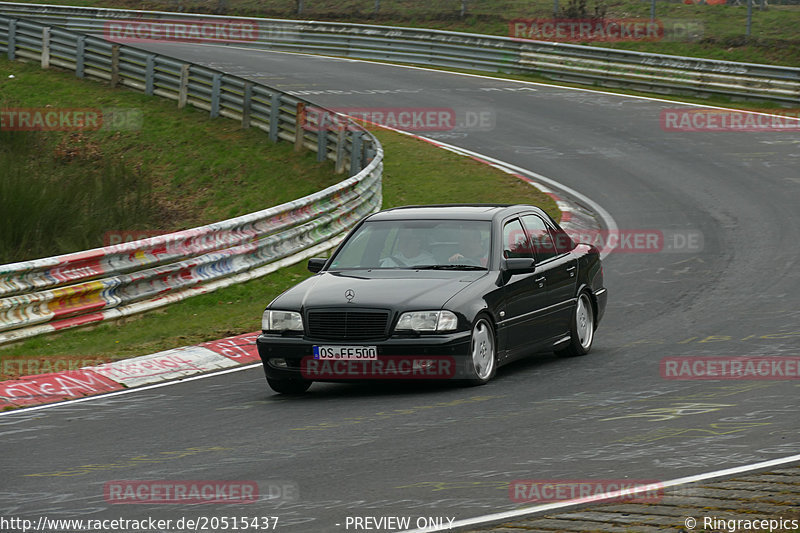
307,257,327,273
497,258,536,285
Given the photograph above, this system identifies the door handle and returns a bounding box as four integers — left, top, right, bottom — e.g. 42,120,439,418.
534,276,545,288
566,265,576,277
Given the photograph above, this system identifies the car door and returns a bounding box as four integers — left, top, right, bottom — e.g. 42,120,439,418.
522,214,578,338
499,218,552,357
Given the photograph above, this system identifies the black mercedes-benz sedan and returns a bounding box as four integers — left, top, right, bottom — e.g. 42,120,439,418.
257,204,607,394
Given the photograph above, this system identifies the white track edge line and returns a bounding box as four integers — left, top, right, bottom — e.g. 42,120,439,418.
187,43,800,118
0,363,263,416
375,130,619,258
0,117,618,416
400,453,800,533
3,37,784,531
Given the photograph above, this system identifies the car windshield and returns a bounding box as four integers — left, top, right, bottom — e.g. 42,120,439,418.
328,219,491,270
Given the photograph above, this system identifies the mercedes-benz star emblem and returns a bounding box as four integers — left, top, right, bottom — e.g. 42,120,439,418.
345,289,355,302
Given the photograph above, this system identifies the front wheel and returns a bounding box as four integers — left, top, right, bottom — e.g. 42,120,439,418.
466,317,497,385
267,377,312,394
556,292,595,357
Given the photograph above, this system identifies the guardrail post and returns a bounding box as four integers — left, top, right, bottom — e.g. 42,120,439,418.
145,54,155,96
210,73,221,118
350,132,363,175
178,64,189,109
241,81,252,129
75,35,86,78
365,142,377,165
316,116,327,162
41,27,50,68
335,125,346,174
110,45,119,87
269,93,280,142
7,20,15,60
295,102,305,152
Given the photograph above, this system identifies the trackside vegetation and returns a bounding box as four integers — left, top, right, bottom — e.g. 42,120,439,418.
9,0,799,65
0,56,558,369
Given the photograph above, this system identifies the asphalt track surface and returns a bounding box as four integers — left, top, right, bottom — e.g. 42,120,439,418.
2,44,800,532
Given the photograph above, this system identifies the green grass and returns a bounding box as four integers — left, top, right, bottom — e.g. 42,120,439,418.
0,56,558,366
9,0,800,65
0,57,343,262
0,130,160,263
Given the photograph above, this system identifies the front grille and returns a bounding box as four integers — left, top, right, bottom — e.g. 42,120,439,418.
307,310,389,340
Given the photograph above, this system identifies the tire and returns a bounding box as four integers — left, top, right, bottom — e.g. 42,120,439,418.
466,316,497,385
267,377,312,394
556,291,595,357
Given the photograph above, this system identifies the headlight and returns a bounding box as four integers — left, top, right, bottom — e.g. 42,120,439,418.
395,311,458,332
262,310,304,332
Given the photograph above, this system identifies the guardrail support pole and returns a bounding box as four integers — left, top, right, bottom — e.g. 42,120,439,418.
7,20,15,60
110,45,119,87
41,27,50,68
210,73,221,118
75,35,86,78
269,93,280,142
178,64,189,109
295,102,305,152
335,125,346,174
350,132,363,175
365,143,377,165
242,81,252,129
316,117,327,162
145,54,155,96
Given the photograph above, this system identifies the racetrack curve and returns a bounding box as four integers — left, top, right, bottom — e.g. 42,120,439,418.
2,44,799,532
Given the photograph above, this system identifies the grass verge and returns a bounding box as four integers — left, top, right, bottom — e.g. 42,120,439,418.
0,56,344,262
0,57,558,371
8,0,800,66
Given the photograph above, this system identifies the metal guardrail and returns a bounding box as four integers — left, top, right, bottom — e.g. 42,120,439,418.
0,14,383,345
0,2,798,104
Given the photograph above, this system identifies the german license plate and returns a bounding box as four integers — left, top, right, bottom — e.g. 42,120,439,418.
313,345,378,360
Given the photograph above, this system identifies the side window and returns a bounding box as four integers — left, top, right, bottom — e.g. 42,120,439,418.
551,226,575,254
522,215,557,262
502,219,532,259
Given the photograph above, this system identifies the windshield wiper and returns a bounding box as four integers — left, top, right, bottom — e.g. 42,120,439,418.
412,264,486,270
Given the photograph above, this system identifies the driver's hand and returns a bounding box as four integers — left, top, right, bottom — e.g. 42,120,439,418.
448,253,465,263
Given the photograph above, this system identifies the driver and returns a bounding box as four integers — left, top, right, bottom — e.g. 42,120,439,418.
380,230,436,267
449,229,487,267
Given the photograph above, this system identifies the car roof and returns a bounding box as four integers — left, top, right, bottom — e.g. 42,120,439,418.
368,204,546,222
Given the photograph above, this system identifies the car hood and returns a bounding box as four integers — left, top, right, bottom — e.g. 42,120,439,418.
271,270,484,311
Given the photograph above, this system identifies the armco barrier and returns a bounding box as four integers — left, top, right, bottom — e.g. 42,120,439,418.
0,2,798,104
0,15,383,345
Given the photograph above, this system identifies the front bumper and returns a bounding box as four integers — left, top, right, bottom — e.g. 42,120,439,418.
257,331,473,382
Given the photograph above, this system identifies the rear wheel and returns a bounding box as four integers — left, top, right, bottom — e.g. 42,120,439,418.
466,317,497,385
556,292,595,357
267,377,312,394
